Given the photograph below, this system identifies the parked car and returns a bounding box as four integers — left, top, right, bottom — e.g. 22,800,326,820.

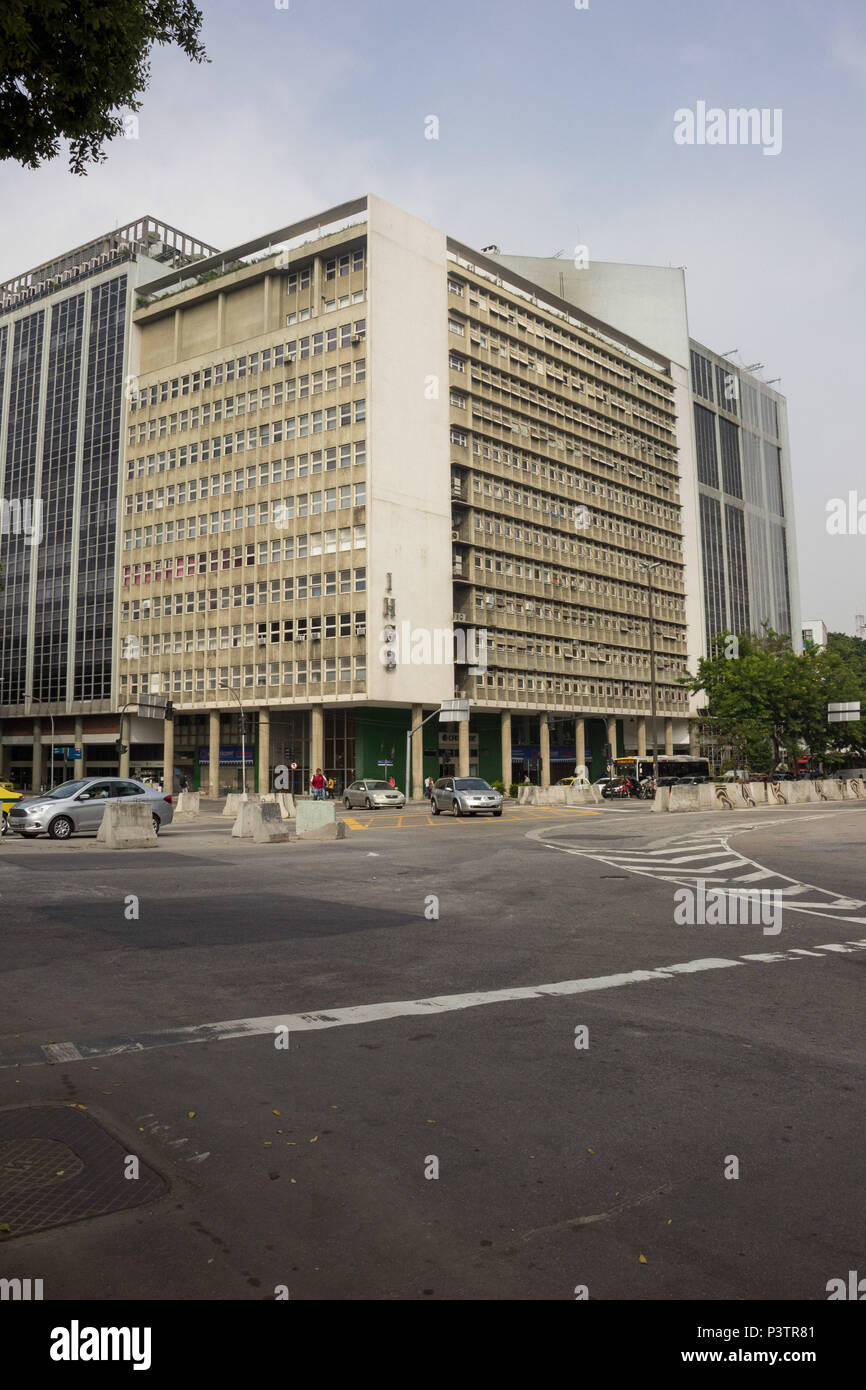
592,777,618,793
557,775,591,787
1,786,24,835
430,777,503,817
7,777,174,840
342,779,406,810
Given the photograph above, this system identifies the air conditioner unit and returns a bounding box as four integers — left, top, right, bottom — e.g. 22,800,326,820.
311,633,321,642
296,632,307,642
355,623,366,637
454,612,467,622
451,530,459,541
351,336,361,345
287,352,296,361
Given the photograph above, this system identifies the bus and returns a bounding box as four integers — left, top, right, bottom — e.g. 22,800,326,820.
614,754,711,784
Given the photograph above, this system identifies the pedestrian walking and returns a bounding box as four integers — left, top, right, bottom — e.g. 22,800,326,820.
424,775,434,799
310,768,326,801
179,774,191,793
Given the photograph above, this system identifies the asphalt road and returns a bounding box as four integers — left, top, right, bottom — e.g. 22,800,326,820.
1,798,864,1301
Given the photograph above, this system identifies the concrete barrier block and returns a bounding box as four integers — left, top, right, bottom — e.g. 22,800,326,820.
814,779,843,801
261,792,295,819
223,792,260,818
97,801,158,849
667,786,701,813
843,778,866,800
231,797,264,838
252,802,291,843
652,786,671,812
296,801,347,840
564,787,600,805
172,791,200,824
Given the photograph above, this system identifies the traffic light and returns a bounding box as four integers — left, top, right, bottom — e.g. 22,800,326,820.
164,701,175,720
115,740,128,756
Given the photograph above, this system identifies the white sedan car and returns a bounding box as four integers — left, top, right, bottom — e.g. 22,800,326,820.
343,779,406,809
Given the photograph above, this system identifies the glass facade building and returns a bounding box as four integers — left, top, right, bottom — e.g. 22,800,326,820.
689,341,798,655
0,219,218,787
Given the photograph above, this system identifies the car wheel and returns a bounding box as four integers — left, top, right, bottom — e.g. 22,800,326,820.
344,797,351,809
452,800,463,817
365,797,372,809
1,812,7,836
152,814,161,835
493,808,502,817
430,799,440,815
48,816,74,840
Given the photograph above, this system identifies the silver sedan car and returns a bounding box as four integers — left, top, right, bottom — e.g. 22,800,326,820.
430,777,503,817
342,779,406,810
7,777,175,840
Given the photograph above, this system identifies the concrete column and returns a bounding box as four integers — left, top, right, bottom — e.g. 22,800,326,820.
0,730,8,779
259,707,270,792
665,717,674,756
162,717,175,794
32,719,43,792
575,716,585,775
75,717,86,779
688,721,700,756
637,717,647,759
209,710,220,799
500,709,512,787
458,715,470,777
411,704,423,800
311,704,324,775
606,714,618,762
540,715,551,788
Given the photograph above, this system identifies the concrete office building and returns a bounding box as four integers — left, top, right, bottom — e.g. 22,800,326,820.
0,218,218,788
491,255,801,664
116,195,694,796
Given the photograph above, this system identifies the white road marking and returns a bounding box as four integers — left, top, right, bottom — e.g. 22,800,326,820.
42,1042,83,1062
3,940,866,1068
528,824,866,925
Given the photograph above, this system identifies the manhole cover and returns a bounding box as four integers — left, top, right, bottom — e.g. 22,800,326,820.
0,1106,165,1240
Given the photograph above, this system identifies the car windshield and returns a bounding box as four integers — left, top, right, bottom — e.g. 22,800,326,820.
367,781,392,790
41,779,91,799
455,779,491,791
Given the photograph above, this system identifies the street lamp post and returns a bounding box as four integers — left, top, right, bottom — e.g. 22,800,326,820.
639,560,662,784
220,682,247,797
48,713,55,790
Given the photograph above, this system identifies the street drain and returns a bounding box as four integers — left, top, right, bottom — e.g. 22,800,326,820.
0,1105,165,1240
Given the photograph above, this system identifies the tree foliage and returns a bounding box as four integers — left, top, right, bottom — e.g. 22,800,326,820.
684,628,865,772
0,0,206,175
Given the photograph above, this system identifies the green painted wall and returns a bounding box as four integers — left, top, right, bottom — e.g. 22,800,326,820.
354,709,412,785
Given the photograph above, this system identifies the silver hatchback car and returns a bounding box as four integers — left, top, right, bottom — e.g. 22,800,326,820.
343,779,406,810
8,777,174,840
431,777,503,817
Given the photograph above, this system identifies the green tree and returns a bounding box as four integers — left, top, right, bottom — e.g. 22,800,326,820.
0,0,207,175
685,627,866,773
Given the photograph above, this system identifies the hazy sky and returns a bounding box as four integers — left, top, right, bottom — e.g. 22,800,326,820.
2,0,863,633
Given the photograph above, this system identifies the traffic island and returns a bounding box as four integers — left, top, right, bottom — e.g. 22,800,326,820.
96,802,159,849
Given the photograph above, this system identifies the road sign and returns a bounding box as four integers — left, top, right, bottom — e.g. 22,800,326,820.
138,694,172,719
439,699,470,723
290,761,298,770
53,746,71,756
377,759,393,767
828,701,860,723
